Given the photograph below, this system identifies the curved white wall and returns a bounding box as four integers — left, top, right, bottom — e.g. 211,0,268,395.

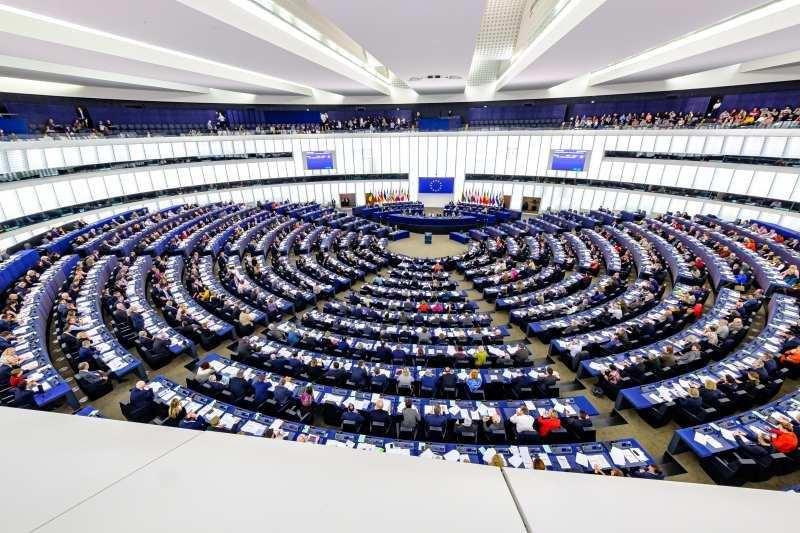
1,128,799,248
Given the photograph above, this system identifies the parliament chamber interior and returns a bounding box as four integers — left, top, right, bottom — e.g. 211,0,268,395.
2,1,800,532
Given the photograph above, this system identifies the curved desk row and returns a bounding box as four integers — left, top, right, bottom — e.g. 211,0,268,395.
385,214,484,234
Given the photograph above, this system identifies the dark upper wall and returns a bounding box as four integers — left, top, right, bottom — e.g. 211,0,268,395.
2,79,800,134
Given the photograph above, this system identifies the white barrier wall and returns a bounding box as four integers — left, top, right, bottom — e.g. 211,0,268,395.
1,128,800,244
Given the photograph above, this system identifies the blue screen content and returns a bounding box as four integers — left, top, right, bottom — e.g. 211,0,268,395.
418,177,455,193
551,150,589,171
304,151,335,170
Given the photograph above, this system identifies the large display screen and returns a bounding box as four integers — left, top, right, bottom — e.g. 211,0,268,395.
550,149,590,171
304,151,336,170
418,177,455,193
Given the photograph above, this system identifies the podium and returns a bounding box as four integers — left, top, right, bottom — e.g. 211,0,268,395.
424,232,432,244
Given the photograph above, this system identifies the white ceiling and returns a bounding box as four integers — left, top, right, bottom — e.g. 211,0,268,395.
308,0,486,94
505,0,771,91
0,0,797,104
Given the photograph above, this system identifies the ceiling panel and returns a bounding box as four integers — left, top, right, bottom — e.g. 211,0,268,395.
609,25,800,84
309,0,486,93
505,0,770,90
0,31,289,94
1,0,382,95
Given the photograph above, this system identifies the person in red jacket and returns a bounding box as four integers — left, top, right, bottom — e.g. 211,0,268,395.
770,422,798,454
537,409,562,438
694,256,705,270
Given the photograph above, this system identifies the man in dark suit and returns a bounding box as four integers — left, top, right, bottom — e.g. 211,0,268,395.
369,398,391,427
251,374,272,404
511,372,535,398
228,369,251,400
179,411,208,431
76,339,98,368
420,369,438,395
341,403,365,429
375,342,391,361
236,337,253,361
272,378,293,405
440,367,457,391
129,381,155,411
563,409,592,436
13,380,39,409
112,303,129,325
349,360,368,388
324,361,346,383
129,307,145,331
75,362,110,397
152,331,172,358
424,404,447,431
370,367,388,390
536,367,559,396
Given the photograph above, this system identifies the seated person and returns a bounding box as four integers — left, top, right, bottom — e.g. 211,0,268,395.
419,369,438,393
178,411,208,431
769,421,798,454
75,362,110,396
677,386,704,415
324,361,346,383
396,367,414,391
13,379,40,409
484,414,505,434
370,367,388,390
699,379,725,405
75,339,98,368
194,361,216,384
399,398,420,433
536,409,562,438
272,377,293,406
465,369,483,394
424,404,447,430
341,403,365,428
563,409,592,435
129,381,155,411
298,385,315,414
537,367,559,394
163,397,186,427
631,464,664,479
509,406,535,434
349,360,368,387
369,398,391,428
250,373,272,404
227,369,251,400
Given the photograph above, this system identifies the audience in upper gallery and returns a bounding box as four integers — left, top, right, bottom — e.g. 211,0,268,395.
562,104,800,130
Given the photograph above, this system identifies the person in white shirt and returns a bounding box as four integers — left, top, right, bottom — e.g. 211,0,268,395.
194,361,216,383
509,406,535,433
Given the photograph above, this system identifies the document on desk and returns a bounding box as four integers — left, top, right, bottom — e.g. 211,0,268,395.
158,390,177,402
444,449,461,462
240,420,267,436
574,452,589,467
481,448,498,464
209,360,226,372
508,455,524,468
219,413,238,429
587,454,611,469
556,456,571,470
419,448,436,460
609,447,627,466
107,358,129,372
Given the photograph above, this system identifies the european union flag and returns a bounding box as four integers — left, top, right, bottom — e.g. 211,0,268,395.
418,177,454,193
